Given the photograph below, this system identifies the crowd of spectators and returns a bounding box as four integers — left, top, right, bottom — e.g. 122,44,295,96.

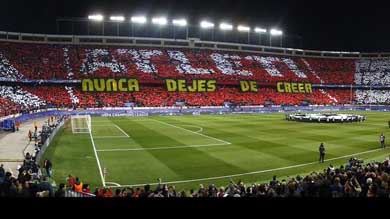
0,42,357,84
0,97,21,117
355,59,390,86
1,42,390,111
80,156,390,198
354,59,390,104
0,115,73,197
356,90,390,104
2,155,389,198
0,86,45,110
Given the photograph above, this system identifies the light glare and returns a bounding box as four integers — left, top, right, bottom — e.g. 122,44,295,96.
131,16,147,24
254,27,267,33
237,25,250,32
172,19,187,26
110,16,125,22
200,21,215,29
88,14,104,21
152,17,168,25
270,29,283,36
219,23,233,31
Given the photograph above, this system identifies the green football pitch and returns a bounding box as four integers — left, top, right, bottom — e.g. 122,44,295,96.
42,112,390,191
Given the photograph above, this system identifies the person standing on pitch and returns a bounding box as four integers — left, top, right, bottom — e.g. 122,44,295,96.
380,133,386,149
319,143,325,163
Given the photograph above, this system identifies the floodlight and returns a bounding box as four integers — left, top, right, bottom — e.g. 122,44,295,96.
270,29,283,36
254,27,267,33
110,16,125,22
172,19,187,26
152,17,168,25
219,23,233,31
237,25,250,32
200,21,215,29
88,14,104,21
131,16,147,24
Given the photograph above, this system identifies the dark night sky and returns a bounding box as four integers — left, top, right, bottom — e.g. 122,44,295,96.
1,0,390,52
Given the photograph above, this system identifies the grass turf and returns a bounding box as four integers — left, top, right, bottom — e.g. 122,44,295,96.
42,111,390,191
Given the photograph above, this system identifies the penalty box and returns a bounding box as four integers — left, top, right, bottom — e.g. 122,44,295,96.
92,118,231,152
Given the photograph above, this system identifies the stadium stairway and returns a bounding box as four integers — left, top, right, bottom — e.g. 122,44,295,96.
0,118,47,174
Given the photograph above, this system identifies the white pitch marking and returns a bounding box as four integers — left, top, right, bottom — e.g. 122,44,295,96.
105,182,122,187
181,125,203,133
150,119,231,145
88,131,106,187
92,124,130,139
96,142,231,152
114,124,130,137
105,148,388,188
93,136,129,139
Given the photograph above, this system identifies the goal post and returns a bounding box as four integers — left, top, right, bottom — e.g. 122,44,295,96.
71,115,91,134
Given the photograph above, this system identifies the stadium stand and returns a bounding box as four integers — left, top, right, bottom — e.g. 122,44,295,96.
0,97,21,117
1,156,389,197
0,86,45,109
1,38,390,198
0,41,390,114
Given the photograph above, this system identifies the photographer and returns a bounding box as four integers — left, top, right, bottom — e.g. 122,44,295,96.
380,133,386,149
319,143,326,163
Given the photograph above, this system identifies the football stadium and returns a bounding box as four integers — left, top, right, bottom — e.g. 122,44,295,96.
1,1,390,199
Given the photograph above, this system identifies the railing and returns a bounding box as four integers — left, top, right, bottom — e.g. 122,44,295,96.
1,30,389,59
35,118,66,163
65,189,96,197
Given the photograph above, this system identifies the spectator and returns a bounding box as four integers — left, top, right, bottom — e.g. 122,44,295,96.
43,159,52,177
38,176,53,197
55,183,66,197
73,177,83,192
28,130,32,142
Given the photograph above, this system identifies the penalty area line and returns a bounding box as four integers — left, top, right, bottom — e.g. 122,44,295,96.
150,119,231,145
114,124,130,137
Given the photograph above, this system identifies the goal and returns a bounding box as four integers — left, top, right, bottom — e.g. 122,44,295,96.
71,115,91,134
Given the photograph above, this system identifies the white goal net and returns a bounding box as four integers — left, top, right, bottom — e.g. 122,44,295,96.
71,115,91,134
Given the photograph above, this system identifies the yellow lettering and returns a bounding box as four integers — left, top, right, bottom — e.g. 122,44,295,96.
198,80,206,92
240,81,250,92
187,80,197,92
291,83,298,93
128,79,139,92
106,79,117,92
284,83,292,93
277,82,284,93
82,79,94,92
298,83,305,93
177,79,187,92
305,83,312,93
94,79,106,92
207,80,216,92
165,79,177,92
249,81,258,92
118,79,128,92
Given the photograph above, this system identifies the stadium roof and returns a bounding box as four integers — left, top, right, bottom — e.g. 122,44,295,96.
1,0,389,52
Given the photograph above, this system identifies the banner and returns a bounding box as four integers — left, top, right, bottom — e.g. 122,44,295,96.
165,79,217,92
82,78,140,92
80,78,312,94
239,81,258,92
276,82,312,93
